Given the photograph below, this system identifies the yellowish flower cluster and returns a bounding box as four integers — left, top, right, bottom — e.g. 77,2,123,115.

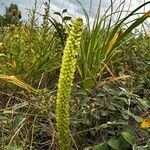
56,18,83,150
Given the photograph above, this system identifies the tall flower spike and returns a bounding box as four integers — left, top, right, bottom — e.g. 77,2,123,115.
56,18,83,150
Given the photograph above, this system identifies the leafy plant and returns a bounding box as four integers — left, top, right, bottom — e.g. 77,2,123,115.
0,24,61,87
76,0,150,90
50,9,72,47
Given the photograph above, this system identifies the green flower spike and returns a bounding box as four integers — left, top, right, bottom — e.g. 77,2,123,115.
56,18,83,150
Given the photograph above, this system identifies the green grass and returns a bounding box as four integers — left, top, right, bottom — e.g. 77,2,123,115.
76,0,150,91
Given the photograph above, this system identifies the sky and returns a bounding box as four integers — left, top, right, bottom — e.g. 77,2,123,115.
0,0,149,29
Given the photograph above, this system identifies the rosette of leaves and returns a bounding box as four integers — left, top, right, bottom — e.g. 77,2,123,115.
56,18,83,150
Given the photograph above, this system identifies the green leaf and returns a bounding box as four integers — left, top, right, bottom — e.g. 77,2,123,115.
94,142,109,150
62,9,67,13
96,121,128,130
63,16,72,21
131,114,142,123
53,12,62,17
121,132,136,146
124,110,142,122
77,118,90,125
107,139,120,150
101,110,108,116
118,136,130,149
13,115,26,128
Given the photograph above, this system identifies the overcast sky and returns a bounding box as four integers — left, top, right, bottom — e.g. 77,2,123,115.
0,0,149,25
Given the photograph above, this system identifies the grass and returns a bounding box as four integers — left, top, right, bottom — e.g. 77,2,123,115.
76,0,150,91
0,0,150,149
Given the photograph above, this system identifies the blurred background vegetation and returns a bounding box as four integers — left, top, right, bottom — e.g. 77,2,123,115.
0,3,21,26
